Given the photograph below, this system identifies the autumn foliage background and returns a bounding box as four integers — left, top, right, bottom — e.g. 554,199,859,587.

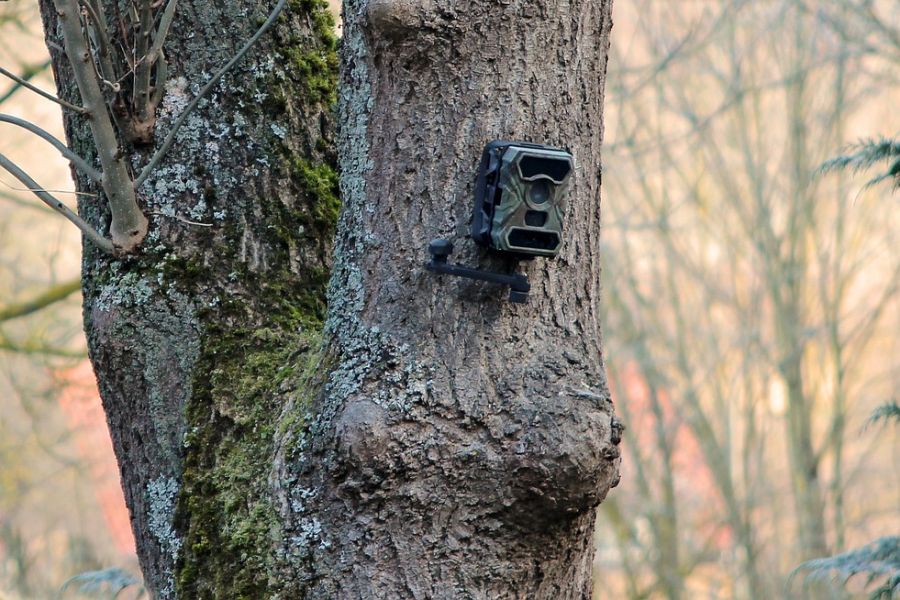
0,1,897,598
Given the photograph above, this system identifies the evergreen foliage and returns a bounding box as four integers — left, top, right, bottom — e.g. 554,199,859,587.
792,537,900,599
796,143,898,597
865,402,900,429
818,137,900,190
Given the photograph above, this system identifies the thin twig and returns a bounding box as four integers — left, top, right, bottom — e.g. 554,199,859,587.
0,279,81,323
0,189,55,213
144,0,176,113
54,0,148,250
78,1,105,44
113,2,135,70
567,387,612,404
0,60,50,105
147,211,213,227
0,152,114,254
78,0,117,83
0,113,102,182
0,178,98,197
147,0,177,65
150,49,167,107
0,65,88,114
133,0,154,116
136,0,287,187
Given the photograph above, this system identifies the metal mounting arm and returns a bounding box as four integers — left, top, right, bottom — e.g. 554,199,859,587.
425,239,530,303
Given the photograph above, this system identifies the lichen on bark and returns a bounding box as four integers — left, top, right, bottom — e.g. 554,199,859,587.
175,320,323,598
40,0,340,596
42,0,621,596
170,0,340,595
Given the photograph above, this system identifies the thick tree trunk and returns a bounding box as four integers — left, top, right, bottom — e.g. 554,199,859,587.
296,1,620,596
40,0,619,597
40,1,339,596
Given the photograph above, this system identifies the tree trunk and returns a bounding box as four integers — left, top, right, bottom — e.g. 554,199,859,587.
40,0,619,597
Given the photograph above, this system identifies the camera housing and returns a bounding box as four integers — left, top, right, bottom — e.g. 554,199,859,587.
471,140,574,258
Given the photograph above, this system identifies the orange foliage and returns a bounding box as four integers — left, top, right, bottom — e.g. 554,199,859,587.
55,361,135,555
613,361,734,550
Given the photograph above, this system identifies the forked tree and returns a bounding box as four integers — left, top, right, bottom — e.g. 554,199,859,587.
24,0,620,597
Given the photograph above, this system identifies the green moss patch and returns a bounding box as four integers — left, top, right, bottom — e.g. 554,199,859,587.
172,0,340,595
176,320,322,599
290,157,341,233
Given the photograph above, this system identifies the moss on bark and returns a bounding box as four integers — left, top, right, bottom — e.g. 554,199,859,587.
170,0,339,596
176,320,320,599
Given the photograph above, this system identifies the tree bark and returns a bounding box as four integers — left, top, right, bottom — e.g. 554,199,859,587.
40,0,619,597
301,1,620,596
40,1,339,596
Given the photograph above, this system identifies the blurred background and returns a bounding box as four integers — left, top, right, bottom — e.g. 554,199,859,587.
0,0,896,598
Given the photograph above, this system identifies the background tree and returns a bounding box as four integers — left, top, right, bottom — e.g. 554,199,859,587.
594,0,899,598
15,0,621,598
5,0,896,598
1,2,139,596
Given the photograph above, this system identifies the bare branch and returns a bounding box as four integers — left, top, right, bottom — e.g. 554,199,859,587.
136,0,287,187
0,65,88,114
0,113,102,182
0,279,81,323
148,210,212,227
0,189,55,213
150,49,167,107
147,0,177,64
145,1,175,113
0,60,50,105
78,0,118,84
54,0,148,251
0,152,115,254
133,0,154,117
0,177,97,197
127,0,176,136
78,1,111,62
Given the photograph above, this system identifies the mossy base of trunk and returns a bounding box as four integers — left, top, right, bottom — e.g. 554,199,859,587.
176,314,323,599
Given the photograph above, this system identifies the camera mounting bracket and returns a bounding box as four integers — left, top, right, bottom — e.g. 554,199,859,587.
425,239,530,304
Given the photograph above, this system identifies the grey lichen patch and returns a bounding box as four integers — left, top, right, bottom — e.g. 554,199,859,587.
94,267,155,309
147,476,183,600
136,76,249,241
82,247,203,600
143,291,201,469
318,326,431,424
298,3,440,515
317,0,440,428
148,476,184,557
326,0,372,340
63,0,342,596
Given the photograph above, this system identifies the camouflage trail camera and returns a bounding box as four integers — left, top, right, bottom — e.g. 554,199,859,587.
471,141,574,257
425,140,573,303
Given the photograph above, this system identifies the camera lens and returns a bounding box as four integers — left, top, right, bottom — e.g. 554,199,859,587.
529,180,551,205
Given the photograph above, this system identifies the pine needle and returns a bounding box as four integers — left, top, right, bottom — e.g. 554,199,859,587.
817,137,900,191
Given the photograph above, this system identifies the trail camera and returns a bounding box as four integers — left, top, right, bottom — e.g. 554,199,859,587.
471,141,574,258
425,140,574,304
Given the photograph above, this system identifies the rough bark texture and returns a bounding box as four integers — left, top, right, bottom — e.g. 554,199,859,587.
277,1,620,597
40,0,619,598
41,1,338,596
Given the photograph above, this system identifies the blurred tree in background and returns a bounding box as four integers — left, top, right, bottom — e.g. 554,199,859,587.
596,0,898,598
0,1,138,598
